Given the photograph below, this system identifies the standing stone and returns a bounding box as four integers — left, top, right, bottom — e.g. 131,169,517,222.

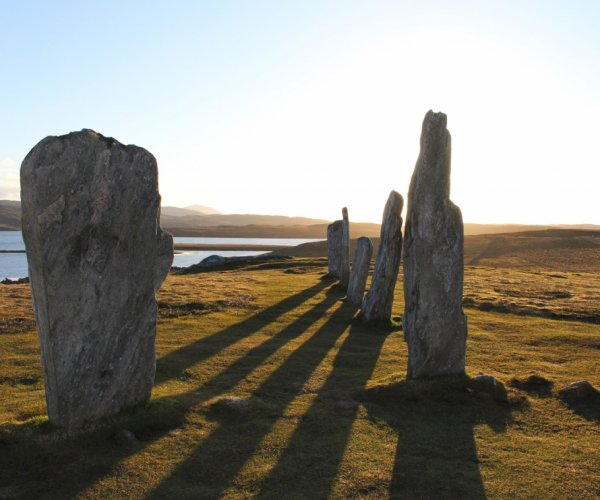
339,207,350,290
403,111,467,379
20,129,173,428
327,220,343,278
361,191,403,325
347,237,373,306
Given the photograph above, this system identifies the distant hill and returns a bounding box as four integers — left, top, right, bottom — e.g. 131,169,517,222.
160,212,331,229
0,200,21,230
161,206,208,217
160,213,341,237
464,223,600,235
464,223,549,235
463,229,600,271
162,204,222,217
185,204,221,215
1,200,599,240
166,222,382,238
275,228,600,273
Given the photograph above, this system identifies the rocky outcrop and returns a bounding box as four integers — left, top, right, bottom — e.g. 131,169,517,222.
20,129,173,428
347,237,373,306
403,111,467,379
361,191,403,325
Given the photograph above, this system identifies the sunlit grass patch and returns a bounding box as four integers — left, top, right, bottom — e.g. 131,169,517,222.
0,258,598,498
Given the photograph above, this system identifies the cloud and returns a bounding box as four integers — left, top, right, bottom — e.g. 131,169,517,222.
0,157,16,169
0,156,20,199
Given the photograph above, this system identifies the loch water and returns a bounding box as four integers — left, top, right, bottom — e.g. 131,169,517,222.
0,231,322,279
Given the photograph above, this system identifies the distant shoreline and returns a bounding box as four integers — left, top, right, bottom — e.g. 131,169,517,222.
1,244,296,254
174,243,290,252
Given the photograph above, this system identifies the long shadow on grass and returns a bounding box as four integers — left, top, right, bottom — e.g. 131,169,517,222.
0,281,332,499
156,285,343,411
560,397,600,423
155,280,329,384
256,320,390,498
365,377,513,499
147,300,359,499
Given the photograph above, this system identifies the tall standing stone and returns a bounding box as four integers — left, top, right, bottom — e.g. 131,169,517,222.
361,191,403,325
403,111,467,379
20,129,173,428
327,220,343,278
347,237,373,306
339,207,350,290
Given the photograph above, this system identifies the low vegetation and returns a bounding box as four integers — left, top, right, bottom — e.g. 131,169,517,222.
0,253,599,498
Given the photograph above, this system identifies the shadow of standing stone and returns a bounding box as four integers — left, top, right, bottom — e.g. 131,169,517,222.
557,380,600,423
20,129,173,428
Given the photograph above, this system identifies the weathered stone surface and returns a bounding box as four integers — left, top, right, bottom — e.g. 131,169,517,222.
347,237,373,306
361,191,403,324
403,110,467,379
327,220,343,278
470,373,508,403
113,429,138,447
339,207,350,290
558,380,599,404
20,129,173,428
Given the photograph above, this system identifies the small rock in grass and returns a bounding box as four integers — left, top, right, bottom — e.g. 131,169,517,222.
336,399,359,410
558,380,599,404
113,429,137,446
471,373,508,403
217,397,251,412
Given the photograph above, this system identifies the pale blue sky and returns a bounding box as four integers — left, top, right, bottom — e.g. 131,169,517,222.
1,1,599,223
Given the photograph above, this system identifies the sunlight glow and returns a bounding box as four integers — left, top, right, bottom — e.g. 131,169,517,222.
1,2,599,224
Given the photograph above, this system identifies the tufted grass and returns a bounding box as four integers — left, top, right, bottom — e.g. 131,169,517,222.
0,258,598,499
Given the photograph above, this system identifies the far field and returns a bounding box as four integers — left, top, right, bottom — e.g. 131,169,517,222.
0,232,599,499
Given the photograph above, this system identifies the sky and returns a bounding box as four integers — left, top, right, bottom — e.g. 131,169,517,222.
1,0,599,224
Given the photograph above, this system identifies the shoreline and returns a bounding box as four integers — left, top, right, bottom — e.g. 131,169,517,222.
173,243,290,251
1,244,293,254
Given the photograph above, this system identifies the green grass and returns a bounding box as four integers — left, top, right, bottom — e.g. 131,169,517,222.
0,258,599,499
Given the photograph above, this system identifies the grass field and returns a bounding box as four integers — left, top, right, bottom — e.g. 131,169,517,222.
0,255,599,499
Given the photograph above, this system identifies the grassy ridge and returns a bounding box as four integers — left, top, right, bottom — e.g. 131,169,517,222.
0,259,599,498
275,229,600,273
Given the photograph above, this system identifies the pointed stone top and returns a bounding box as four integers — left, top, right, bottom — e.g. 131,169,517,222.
382,191,403,223
423,110,447,131
410,110,452,205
